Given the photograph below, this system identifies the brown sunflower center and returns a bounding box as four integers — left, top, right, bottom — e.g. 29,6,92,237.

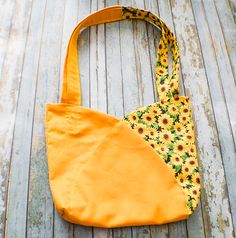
146,116,152,121
161,87,166,92
190,160,195,165
163,134,169,140
183,108,189,113
174,96,179,101
163,118,168,124
187,135,192,139
175,157,180,162
150,131,154,136
132,115,137,120
177,145,184,151
196,178,200,184
138,128,144,134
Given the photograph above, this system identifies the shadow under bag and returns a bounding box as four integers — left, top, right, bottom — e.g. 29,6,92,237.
45,5,201,228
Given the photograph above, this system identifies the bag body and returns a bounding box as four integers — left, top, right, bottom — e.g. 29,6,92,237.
45,5,201,228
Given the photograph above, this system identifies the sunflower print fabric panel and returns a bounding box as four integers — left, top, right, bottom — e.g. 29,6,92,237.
122,7,180,101
122,96,201,214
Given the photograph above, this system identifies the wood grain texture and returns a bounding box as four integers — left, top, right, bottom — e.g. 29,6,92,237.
191,0,236,234
170,0,235,237
26,1,65,237
0,0,16,233
0,0,33,237
0,0,235,237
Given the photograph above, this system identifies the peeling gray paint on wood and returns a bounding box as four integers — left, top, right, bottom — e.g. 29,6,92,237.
0,0,235,237
0,0,33,237
170,0,235,237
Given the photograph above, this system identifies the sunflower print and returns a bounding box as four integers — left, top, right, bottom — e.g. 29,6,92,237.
121,7,200,214
122,96,201,214
122,7,180,101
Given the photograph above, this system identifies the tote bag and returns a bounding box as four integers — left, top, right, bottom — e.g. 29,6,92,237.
45,5,201,228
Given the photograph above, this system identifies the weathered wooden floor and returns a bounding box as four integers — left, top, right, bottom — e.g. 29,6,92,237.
0,0,236,237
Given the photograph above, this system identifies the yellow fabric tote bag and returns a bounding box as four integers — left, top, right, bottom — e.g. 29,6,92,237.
45,6,201,228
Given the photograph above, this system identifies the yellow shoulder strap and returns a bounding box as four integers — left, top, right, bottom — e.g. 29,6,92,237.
61,5,180,105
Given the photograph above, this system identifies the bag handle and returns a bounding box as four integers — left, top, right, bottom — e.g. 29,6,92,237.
61,6,180,105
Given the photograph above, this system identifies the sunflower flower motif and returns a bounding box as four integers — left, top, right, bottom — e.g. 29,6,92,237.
159,131,174,144
184,133,195,144
169,105,179,115
188,144,196,156
142,113,156,125
128,113,139,124
156,66,168,76
191,173,201,186
173,96,187,105
156,144,168,155
188,186,200,199
176,173,188,186
159,55,168,67
149,106,161,115
148,139,157,149
170,154,182,166
182,163,192,175
158,114,173,129
173,122,183,134
134,124,147,136
148,127,158,138
169,80,178,91
174,141,187,156
180,106,191,116
179,114,189,125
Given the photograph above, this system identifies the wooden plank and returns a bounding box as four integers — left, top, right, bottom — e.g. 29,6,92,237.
131,0,154,107
119,1,140,114
144,0,160,101
25,0,65,237
214,0,236,79
0,0,33,237
158,0,205,237
105,0,124,118
54,0,79,237
5,0,46,236
170,0,235,237
191,0,236,234
201,0,236,143
0,0,16,235
0,0,16,80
